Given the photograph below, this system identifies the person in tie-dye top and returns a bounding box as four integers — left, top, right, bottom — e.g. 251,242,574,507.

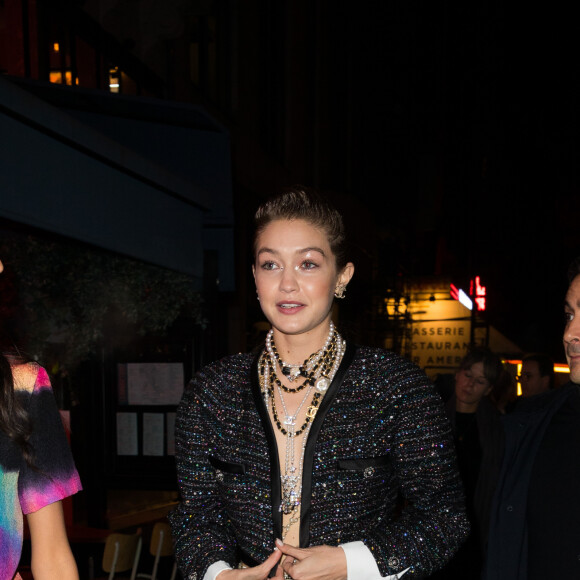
1,257,82,580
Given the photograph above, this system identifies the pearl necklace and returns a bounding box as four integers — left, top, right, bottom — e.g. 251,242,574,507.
259,327,346,533
265,322,335,386
261,326,340,399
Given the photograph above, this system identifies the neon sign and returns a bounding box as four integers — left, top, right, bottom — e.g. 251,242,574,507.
450,276,486,311
470,276,486,311
449,284,473,310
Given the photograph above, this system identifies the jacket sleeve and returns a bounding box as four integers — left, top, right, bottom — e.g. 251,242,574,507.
168,362,238,580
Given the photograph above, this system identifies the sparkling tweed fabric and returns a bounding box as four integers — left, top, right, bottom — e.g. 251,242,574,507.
168,344,469,579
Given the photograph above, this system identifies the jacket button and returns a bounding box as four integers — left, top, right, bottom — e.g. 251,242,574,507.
388,556,400,569
507,505,513,512
364,467,375,478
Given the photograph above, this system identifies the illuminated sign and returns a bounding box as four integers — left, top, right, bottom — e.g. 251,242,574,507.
450,276,486,311
449,284,459,300
472,276,486,311
411,321,484,370
449,283,473,310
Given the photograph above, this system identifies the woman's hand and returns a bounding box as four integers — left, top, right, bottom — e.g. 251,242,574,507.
274,539,347,580
217,548,283,579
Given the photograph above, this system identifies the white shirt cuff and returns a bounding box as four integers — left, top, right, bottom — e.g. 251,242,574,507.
340,542,409,579
202,560,232,580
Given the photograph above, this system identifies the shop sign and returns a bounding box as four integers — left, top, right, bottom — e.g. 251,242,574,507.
410,320,481,371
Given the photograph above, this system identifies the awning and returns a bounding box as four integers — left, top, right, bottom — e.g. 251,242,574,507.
0,75,234,290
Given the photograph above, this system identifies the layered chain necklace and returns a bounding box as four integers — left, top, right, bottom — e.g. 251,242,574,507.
259,323,346,539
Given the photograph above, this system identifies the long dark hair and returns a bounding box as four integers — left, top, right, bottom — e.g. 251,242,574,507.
0,351,34,466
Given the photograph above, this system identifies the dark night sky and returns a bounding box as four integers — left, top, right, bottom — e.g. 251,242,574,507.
317,4,579,363
34,2,573,363
4,3,576,363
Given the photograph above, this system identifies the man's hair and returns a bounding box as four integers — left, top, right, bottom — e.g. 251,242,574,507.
567,256,580,284
522,352,555,389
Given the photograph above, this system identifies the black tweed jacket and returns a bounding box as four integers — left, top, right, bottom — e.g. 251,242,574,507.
168,344,469,579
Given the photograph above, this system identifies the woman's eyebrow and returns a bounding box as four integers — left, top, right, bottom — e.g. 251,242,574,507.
299,246,326,256
256,246,326,257
256,247,276,257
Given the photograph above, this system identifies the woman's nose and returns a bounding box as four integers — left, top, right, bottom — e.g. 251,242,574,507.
279,266,298,292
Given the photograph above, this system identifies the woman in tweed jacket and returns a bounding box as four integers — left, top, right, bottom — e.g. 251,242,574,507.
169,187,469,580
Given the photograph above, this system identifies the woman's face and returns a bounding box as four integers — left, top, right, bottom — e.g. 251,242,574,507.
253,219,353,339
0,259,3,273
454,361,492,409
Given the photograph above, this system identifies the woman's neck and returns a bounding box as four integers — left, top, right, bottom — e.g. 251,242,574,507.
455,400,478,414
270,323,333,365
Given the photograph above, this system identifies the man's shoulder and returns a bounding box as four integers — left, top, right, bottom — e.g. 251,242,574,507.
511,382,578,415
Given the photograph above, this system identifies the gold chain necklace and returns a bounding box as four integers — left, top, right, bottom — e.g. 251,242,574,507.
262,323,336,393
258,327,346,527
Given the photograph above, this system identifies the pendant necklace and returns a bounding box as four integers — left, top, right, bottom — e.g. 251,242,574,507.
276,382,314,515
265,322,335,386
259,326,346,540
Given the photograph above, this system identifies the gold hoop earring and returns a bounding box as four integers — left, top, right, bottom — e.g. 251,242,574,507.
334,285,346,299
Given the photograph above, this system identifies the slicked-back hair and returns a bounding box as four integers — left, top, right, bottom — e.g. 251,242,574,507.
253,186,350,271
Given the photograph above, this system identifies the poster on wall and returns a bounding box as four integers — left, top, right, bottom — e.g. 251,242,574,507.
117,362,184,405
143,412,164,456
116,412,138,456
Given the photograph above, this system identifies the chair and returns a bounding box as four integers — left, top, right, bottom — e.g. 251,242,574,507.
137,521,178,580
101,528,143,580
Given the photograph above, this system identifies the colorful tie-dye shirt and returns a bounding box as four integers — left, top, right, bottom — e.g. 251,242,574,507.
0,363,82,580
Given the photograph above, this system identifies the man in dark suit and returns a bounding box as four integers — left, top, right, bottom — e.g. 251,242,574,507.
483,256,580,579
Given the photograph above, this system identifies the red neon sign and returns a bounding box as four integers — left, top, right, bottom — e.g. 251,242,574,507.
452,277,486,311
449,283,459,301
471,276,486,311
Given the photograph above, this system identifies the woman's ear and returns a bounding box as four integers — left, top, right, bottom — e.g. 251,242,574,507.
338,262,355,288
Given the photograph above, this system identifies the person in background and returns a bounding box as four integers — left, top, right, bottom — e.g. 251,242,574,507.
483,256,580,579
430,347,505,580
169,186,469,580
518,352,554,397
0,258,83,580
